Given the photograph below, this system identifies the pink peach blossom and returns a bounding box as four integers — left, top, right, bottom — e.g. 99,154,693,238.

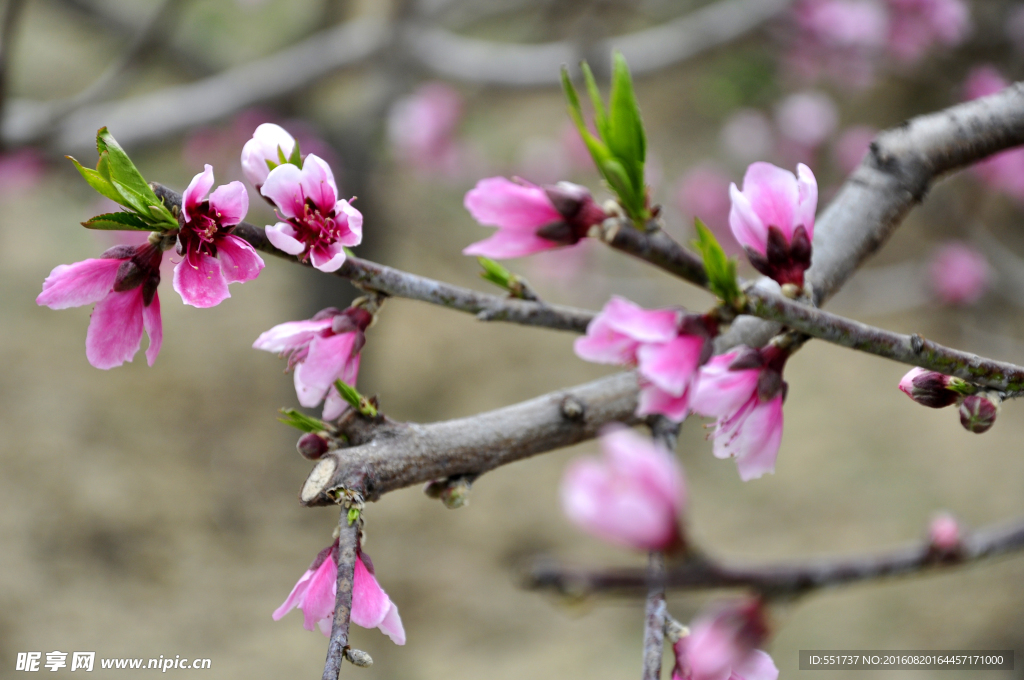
671,601,777,680
253,307,369,419
785,0,886,88
37,243,163,369
691,347,788,481
928,241,989,306
260,154,362,272
561,425,685,551
241,123,297,189
173,165,263,308
575,297,715,421
729,162,817,287
273,543,405,644
463,177,606,259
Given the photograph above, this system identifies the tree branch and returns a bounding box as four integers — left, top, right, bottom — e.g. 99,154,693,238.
323,509,359,680
293,85,1024,505
300,371,640,504
4,16,390,150
527,515,1024,597
641,552,666,680
404,0,793,86
149,185,596,333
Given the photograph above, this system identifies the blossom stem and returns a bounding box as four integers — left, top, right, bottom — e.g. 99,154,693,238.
322,507,360,680
641,552,667,680
526,514,1024,597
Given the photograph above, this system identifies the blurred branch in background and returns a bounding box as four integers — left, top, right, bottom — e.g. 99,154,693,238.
0,0,27,150
527,514,1024,596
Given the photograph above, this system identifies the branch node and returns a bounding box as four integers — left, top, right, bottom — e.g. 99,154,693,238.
911,333,926,354
343,647,373,668
559,395,587,421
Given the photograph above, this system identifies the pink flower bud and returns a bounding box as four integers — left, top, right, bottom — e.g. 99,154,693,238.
928,512,961,551
729,162,817,287
928,241,989,306
560,425,685,552
897,367,959,408
241,123,297,189
462,177,606,259
959,393,999,434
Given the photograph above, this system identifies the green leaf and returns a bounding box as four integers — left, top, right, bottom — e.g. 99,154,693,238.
288,139,303,167
67,156,123,204
693,218,741,305
277,408,328,434
581,62,608,140
277,145,288,166
347,507,360,525
95,128,162,210
607,52,646,192
82,212,154,231
334,380,377,418
477,256,512,290
561,67,588,133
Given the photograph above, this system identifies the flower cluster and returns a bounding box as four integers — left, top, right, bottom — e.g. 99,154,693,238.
273,540,405,645
243,124,363,273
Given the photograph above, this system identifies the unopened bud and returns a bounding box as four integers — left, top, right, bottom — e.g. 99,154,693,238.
297,432,330,460
928,512,961,552
959,393,999,434
441,478,471,509
898,368,960,408
344,648,373,667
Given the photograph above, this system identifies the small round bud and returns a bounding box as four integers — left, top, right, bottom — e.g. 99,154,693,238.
928,512,961,552
959,393,1000,434
441,478,471,509
297,432,330,460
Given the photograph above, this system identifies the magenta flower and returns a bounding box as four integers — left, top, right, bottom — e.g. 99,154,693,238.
691,347,788,481
671,601,777,680
463,177,607,259
885,0,970,63
729,162,817,288
273,542,405,644
173,165,264,308
37,243,163,369
898,367,960,408
260,154,362,272
928,241,989,306
574,296,715,421
253,306,369,419
241,123,297,190
561,425,685,551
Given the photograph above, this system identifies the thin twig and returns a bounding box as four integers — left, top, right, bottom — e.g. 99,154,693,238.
641,552,667,680
150,185,596,333
323,509,360,680
527,515,1024,597
405,0,793,86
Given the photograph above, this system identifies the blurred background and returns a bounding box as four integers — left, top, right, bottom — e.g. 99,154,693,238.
3,0,1024,677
